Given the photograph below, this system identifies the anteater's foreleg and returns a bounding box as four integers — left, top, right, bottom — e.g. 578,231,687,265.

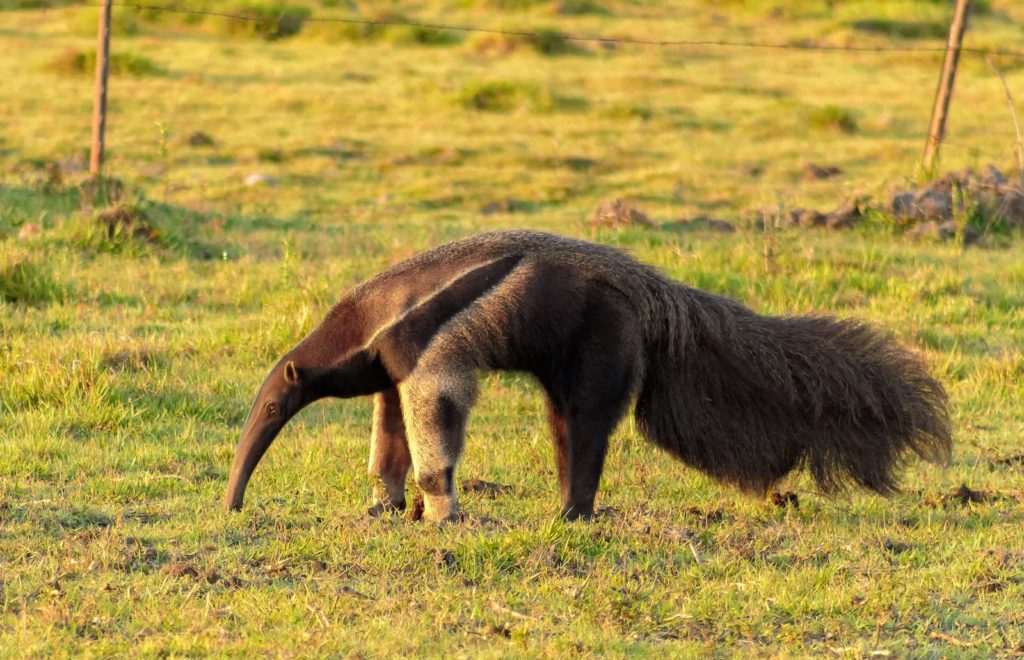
398,357,478,523
367,388,412,516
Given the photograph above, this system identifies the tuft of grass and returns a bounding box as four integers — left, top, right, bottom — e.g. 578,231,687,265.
212,2,311,40
386,24,463,46
458,79,588,112
0,245,65,305
306,9,459,46
460,0,548,9
466,28,584,57
602,102,654,122
256,147,286,163
48,48,162,77
848,18,948,40
457,80,536,112
807,104,858,133
548,0,608,15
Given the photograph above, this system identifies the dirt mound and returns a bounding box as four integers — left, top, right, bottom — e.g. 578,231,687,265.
97,205,159,242
589,199,652,227
892,165,1024,228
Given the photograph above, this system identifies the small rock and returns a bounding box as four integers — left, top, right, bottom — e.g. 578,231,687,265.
891,191,916,217
995,186,1024,226
982,164,1007,187
891,188,952,221
918,189,953,220
590,199,651,227
802,163,842,181
244,173,278,187
17,223,43,240
187,131,215,147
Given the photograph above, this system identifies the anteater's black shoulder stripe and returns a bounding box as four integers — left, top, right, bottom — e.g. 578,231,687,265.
372,255,522,380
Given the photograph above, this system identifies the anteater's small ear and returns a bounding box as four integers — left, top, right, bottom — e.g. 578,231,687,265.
284,360,300,385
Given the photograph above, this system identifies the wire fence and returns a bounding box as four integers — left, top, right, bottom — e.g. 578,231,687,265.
56,2,1022,59
15,1,1024,184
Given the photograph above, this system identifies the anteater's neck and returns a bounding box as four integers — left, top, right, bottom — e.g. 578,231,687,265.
286,299,393,401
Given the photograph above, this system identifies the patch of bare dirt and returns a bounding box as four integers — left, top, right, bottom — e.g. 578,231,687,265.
992,453,1024,468
685,506,727,526
662,215,736,233
802,163,842,180
769,491,799,509
162,561,243,586
947,483,988,506
114,537,158,572
918,483,999,508
480,199,534,215
882,539,912,555
100,348,159,372
461,478,512,498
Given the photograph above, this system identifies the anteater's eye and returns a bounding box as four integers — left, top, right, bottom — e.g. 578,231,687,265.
265,402,278,416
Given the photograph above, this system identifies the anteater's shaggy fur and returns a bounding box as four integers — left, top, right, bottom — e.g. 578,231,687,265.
224,230,952,522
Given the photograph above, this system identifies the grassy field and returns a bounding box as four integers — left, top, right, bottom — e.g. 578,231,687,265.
2,0,1024,655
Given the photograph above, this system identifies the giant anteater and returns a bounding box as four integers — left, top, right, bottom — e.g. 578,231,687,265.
224,230,951,521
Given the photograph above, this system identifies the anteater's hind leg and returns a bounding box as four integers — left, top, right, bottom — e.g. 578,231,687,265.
367,388,412,516
545,398,571,507
551,379,635,521
398,360,478,523
545,301,641,521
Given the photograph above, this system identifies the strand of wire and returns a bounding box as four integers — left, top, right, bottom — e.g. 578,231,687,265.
87,2,1024,59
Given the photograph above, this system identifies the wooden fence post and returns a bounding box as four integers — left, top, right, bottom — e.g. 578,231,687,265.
922,0,972,173
90,0,113,176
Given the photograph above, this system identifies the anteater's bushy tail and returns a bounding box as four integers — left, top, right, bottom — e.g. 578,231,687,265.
634,285,951,495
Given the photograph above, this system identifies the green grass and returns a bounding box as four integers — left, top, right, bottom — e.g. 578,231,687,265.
2,0,1024,655
47,48,164,78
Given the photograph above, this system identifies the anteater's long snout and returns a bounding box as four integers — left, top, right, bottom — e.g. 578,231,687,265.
224,415,282,511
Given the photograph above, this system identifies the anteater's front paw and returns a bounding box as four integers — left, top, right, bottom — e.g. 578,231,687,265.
420,493,459,523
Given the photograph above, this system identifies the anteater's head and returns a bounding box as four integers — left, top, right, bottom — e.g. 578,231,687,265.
224,358,307,511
